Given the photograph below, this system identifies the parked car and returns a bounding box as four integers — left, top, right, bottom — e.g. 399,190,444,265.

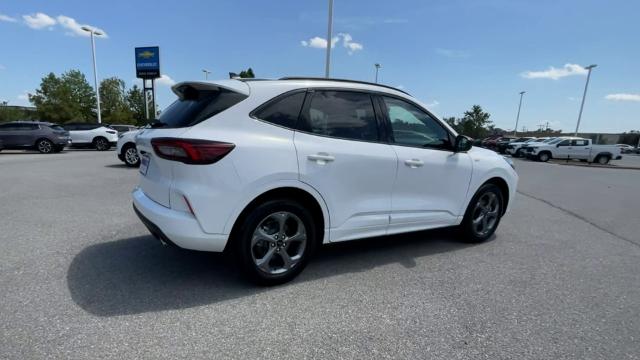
480,135,502,149
496,136,529,154
109,124,139,136
132,77,518,285
0,121,70,153
505,138,542,157
616,144,636,154
116,129,141,166
63,122,118,151
527,137,622,164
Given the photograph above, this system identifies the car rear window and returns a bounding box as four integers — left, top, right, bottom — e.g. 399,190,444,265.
252,91,306,129
48,125,65,131
156,86,248,128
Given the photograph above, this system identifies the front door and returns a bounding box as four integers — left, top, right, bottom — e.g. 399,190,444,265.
294,90,397,242
378,96,473,233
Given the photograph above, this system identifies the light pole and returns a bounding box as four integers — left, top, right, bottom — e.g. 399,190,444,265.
202,69,211,80
324,0,334,78
374,63,381,83
81,26,103,124
513,91,525,136
574,64,597,136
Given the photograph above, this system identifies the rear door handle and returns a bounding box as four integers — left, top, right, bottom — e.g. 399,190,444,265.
404,159,424,168
308,153,335,164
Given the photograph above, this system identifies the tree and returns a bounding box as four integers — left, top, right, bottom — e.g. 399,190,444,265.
99,77,134,124
238,68,255,78
126,85,147,125
445,105,493,139
29,70,97,122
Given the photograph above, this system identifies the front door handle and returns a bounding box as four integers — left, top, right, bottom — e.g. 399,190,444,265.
404,159,424,168
308,153,335,165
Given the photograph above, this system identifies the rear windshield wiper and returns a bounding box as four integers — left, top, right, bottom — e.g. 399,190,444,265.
150,119,168,128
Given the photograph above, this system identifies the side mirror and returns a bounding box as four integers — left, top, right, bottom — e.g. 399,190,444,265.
454,135,473,152
556,144,561,148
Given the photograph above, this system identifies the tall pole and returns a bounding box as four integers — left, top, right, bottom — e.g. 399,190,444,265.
82,26,102,123
575,64,597,136
324,0,334,78
202,69,211,80
513,91,525,136
374,63,381,83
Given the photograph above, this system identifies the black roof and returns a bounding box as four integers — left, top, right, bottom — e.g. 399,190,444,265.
236,76,411,96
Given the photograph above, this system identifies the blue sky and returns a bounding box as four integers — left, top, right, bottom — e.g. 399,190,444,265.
1,0,639,133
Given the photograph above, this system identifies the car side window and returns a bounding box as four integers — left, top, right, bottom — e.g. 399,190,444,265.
572,140,588,146
253,91,306,129
0,124,14,131
300,90,379,142
382,96,450,149
558,140,570,146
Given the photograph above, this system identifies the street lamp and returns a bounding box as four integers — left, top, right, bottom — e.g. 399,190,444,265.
574,64,597,136
202,69,211,80
513,91,526,136
324,0,334,78
81,26,103,124
374,63,382,83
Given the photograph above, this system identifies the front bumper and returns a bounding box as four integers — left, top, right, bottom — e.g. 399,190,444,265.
132,187,228,252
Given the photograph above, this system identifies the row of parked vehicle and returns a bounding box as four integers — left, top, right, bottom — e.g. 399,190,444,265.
481,135,628,164
0,121,138,154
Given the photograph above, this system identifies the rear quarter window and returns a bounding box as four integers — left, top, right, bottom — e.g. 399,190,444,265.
251,91,306,129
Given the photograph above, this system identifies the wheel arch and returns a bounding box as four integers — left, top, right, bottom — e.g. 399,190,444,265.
483,177,510,215
227,185,329,250
33,137,53,146
92,135,108,144
120,141,136,156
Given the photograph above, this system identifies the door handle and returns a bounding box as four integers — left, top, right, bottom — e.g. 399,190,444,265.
404,159,424,168
307,153,335,164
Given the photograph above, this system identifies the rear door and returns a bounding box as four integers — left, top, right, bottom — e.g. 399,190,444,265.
13,123,38,146
569,139,590,159
379,95,473,231
294,89,397,242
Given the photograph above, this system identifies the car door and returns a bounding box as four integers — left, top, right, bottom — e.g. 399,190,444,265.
294,89,397,242
0,123,19,146
554,139,571,158
378,95,473,233
12,123,37,146
569,139,590,159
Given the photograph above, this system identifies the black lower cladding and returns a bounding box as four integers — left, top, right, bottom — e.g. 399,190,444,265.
132,204,179,248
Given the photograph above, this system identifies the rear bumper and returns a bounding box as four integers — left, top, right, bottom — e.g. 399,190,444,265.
132,187,228,252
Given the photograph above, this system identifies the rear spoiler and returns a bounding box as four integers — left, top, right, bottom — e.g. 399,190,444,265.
171,80,250,100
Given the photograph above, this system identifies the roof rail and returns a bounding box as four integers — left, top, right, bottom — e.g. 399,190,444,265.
278,77,411,95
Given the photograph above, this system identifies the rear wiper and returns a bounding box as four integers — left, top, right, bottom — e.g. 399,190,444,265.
150,119,167,128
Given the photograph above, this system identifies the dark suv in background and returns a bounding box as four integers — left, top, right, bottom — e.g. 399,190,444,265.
0,121,70,153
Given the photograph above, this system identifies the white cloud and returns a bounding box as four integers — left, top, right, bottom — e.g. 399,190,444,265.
0,13,17,22
426,100,440,108
435,48,469,58
301,33,362,55
23,12,56,29
57,15,108,38
568,96,579,101
155,74,176,86
605,93,640,102
521,63,587,80
17,91,30,101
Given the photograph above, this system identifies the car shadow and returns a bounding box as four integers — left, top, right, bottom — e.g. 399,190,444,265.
104,163,134,169
67,229,485,317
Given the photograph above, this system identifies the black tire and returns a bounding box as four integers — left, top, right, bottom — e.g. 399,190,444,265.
53,145,64,153
537,152,551,162
36,139,54,154
233,199,318,286
122,144,140,167
93,137,110,151
456,183,504,243
595,155,610,165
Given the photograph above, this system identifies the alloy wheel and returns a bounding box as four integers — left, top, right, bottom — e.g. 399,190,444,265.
471,192,500,237
125,147,139,165
95,138,108,151
251,211,307,275
38,140,52,153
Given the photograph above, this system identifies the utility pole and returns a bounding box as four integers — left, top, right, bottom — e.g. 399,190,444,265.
202,69,211,80
374,63,381,83
324,0,334,78
575,64,597,136
513,91,526,136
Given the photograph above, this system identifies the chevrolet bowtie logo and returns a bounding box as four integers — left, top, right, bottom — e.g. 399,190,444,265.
138,51,155,59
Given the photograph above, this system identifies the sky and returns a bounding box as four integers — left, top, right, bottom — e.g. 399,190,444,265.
1,0,639,133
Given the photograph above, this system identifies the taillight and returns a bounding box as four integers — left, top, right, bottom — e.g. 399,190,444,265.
151,138,235,165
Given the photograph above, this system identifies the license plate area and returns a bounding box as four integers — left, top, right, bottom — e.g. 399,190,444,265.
139,154,150,175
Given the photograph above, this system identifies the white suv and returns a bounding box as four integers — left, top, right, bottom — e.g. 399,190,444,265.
64,123,119,151
133,78,518,285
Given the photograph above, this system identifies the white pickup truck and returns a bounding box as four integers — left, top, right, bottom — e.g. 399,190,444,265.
525,137,622,164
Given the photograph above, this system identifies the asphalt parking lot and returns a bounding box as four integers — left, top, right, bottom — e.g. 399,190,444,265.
1,150,639,359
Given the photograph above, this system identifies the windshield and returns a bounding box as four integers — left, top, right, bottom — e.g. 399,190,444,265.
549,138,564,144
